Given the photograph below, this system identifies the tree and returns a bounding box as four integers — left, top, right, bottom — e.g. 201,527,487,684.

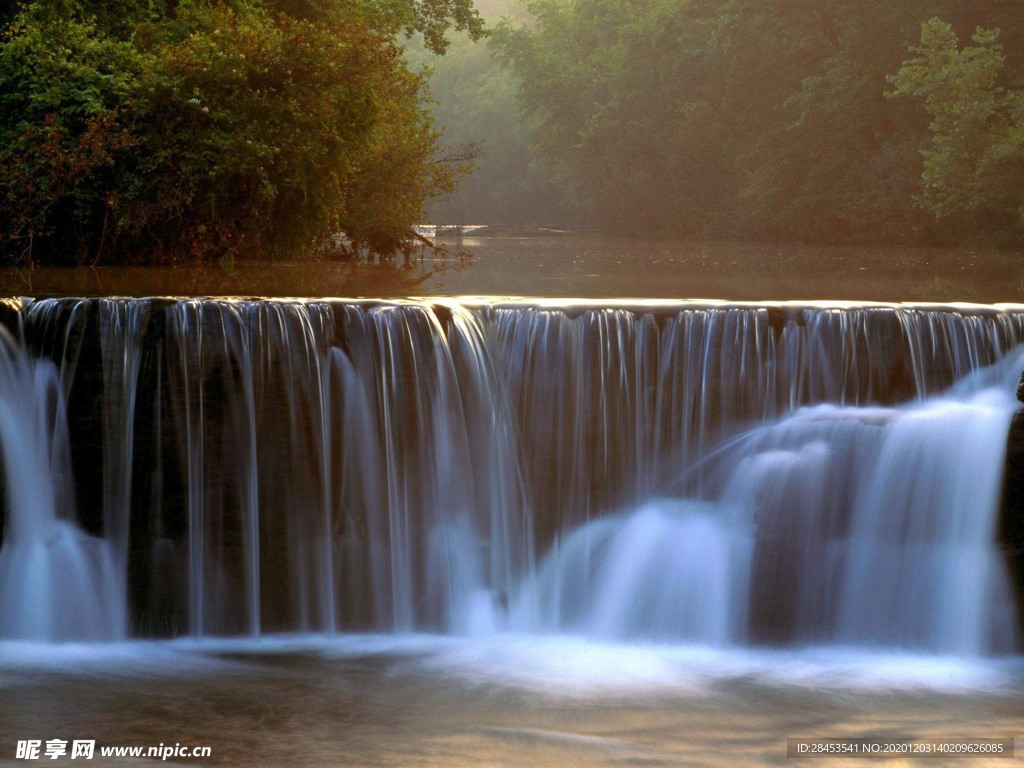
0,8,141,263
0,0,477,265
718,0,934,243
491,0,1024,245
119,4,438,260
492,0,737,237
889,18,1024,232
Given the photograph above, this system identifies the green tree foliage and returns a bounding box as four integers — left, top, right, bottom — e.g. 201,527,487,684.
0,0,480,265
715,0,934,242
889,19,1024,233
492,0,1024,244
0,8,141,263
261,0,484,54
493,0,729,236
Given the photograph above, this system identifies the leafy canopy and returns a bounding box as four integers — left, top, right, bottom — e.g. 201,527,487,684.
0,0,479,264
490,0,1024,244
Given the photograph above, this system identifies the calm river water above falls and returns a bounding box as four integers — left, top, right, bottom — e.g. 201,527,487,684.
2,236,1024,301
428,237,1024,302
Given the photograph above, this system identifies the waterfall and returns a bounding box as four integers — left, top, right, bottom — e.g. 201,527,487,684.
510,499,753,643
707,358,1021,652
0,298,1020,654
0,324,122,641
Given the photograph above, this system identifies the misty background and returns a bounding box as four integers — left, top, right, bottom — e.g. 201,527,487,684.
418,0,1024,247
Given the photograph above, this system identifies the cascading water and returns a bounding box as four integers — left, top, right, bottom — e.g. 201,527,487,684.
0,323,122,641
0,298,1021,655
509,499,753,644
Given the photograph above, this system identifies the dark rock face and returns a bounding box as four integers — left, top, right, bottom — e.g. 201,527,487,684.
1001,409,1024,637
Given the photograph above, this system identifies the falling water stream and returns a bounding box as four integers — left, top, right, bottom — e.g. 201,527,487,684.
0,298,1021,660
0,323,122,641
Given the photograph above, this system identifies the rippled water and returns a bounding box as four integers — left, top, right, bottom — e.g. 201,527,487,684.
2,637,1022,767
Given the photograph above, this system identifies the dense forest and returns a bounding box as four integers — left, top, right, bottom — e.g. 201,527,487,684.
428,0,1024,245
0,0,482,265
2,0,1023,265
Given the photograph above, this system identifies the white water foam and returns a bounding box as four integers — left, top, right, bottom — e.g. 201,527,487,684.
1,633,1016,695
0,328,122,642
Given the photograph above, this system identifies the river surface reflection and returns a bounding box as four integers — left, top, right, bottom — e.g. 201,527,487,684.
2,237,1023,301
